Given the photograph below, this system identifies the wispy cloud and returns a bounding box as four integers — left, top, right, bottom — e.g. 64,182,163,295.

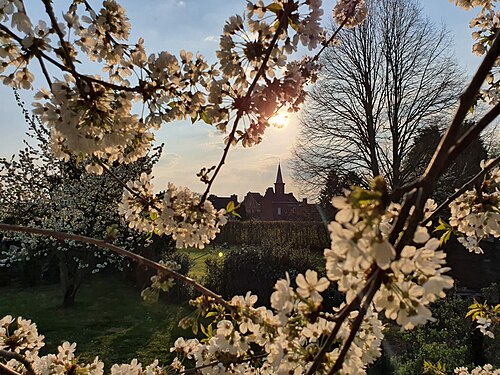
204,35,218,42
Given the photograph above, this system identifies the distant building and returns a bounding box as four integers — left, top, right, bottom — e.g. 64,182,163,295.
207,194,239,211
242,164,321,221
207,164,321,221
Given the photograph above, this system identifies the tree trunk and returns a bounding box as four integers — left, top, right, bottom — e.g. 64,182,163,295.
62,284,79,308
58,253,82,308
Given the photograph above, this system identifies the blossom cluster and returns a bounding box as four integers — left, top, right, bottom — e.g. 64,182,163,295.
449,161,500,254
1,312,499,375
466,300,500,338
0,0,366,169
118,173,227,249
333,0,368,28
455,364,500,375
326,182,454,329
0,315,44,360
168,272,384,374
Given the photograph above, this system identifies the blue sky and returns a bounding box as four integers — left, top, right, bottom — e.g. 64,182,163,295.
0,0,482,200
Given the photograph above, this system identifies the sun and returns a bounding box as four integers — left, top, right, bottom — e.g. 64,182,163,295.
269,112,289,128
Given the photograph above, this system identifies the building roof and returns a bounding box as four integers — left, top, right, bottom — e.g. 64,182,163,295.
271,193,298,203
246,192,263,204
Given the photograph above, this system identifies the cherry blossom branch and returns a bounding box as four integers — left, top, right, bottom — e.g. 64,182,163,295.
389,30,500,254
0,363,22,375
0,223,232,310
179,353,267,374
200,0,359,204
422,155,500,226
390,30,500,202
312,0,359,63
305,266,380,375
328,269,383,374
424,29,500,183
199,3,293,203
0,22,168,95
41,0,89,95
308,31,500,369
0,350,35,375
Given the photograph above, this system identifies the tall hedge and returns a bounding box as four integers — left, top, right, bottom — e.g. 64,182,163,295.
215,221,329,250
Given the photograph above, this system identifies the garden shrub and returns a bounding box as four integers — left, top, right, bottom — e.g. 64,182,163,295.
202,242,342,306
386,293,476,374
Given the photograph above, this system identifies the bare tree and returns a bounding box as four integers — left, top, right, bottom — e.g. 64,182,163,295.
292,0,463,195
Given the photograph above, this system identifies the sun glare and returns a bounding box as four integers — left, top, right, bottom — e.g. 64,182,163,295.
269,112,289,128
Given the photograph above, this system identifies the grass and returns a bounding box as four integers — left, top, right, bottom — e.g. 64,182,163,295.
0,275,190,367
179,245,234,280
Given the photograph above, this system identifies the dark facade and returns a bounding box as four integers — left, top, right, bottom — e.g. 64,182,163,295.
242,164,321,221
208,194,239,211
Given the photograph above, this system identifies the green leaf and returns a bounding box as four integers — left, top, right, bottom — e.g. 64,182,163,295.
200,324,208,336
267,3,282,13
200,110,212,125
434,218,450,232
226,201,235,213
439,229,452,246
289,18,299,32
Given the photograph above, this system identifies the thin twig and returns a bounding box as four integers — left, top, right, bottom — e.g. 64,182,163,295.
305,265,379,375
200,1,358,204
96,160,157,210
0,350,36,375
424,29,500,182
199,2,293,203
0,363,22,375
35,55,52,90
444,102,500,168
328,269,382,374
422,155,500,226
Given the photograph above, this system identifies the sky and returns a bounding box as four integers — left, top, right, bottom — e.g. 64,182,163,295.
0,0,483,201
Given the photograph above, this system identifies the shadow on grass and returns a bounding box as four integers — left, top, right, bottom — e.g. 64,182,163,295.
0,275,190,368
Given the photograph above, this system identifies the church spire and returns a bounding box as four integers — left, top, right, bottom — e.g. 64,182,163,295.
275,163,285,195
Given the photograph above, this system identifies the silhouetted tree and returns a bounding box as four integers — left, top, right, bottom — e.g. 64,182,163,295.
293,0,463,195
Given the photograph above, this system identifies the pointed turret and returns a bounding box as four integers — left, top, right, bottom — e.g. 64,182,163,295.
274,163,285,195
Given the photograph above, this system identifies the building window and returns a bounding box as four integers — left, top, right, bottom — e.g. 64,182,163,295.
277,207,282,216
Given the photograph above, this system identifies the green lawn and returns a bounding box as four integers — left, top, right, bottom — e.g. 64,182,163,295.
179,245,233,280
0,275,190,367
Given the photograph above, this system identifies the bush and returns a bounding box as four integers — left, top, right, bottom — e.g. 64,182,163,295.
162,251,193,303
386,293,476,374
202,243,342,307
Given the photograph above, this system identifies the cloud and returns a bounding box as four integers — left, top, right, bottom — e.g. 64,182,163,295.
204,35,218,42
156,152,181,168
